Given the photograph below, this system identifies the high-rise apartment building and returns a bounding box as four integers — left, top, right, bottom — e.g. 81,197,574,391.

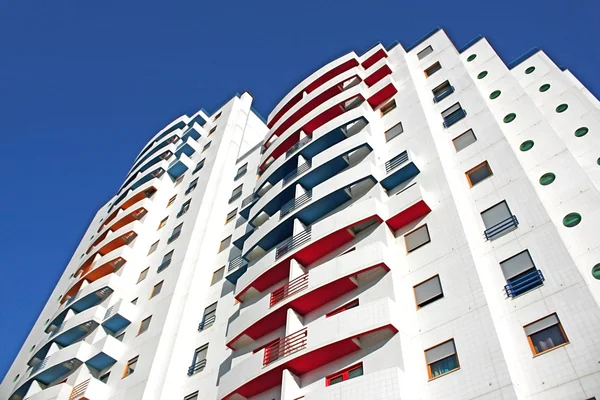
3,28,600,400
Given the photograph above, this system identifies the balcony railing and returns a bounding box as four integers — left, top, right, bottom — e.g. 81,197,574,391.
69,378,90,400
270,274,309,307
184,184,197,195
198,314,216,331
286,135,313,159
49,322,65,338
177,206,189,218
228,256,248,272
187,359,207,376
66,292,80,307
385,151,409,174
433,86,455,103
31,357,49,375
263,328,308,366
442,109,467,128
234,167,248,181
228,191,243,204
504,269,544,298
167,231,181,244
157,259,172,273
241,193,259,209
484,215,519,240
282,161,311,186
280,190,313,218
275,227,311,260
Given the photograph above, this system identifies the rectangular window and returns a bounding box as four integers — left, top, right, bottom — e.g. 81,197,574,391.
148,241,159,255
414,275,443,308
211,267,225,285
524,313,568,355
150,281,163,298
326,363,363,386
417,45,433,60
137,268,149,284
229,184,243,202
123,356,138,378
158,250,174,272
500,250,543,297
199,302,217,331
167,195,177,207
202,142,211,152
168,223,183,243
189,344,208,375
158,217,168,230
452,129,477,152
385,122,404,142
466,161,493,187
380,99,397,116
441,102,461,119
192,159,205,174
208,126,217,136
213,111,222,120
424,62,442,78
178,199,191,218
235,163,248,180
184,392,199,400
218,236,231,253
185,178,198,195
481,200,517,240
137,316,152,335
174,175,185,187
225,209,238,224
405,224,431,253
442,102,466,128
326,299,359,318
432,80,454,103
425,339,459,379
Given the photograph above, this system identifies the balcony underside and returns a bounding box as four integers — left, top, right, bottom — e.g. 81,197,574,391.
86,352,116,371
367,83,397,108
386,200,431,231
380,161,420,191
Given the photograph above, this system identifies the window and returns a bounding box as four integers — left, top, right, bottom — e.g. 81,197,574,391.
452,129,477,152
424,62,442,77
208,126,217,136
131,298,138,305
123,356,138,378
158,217,168,230
326,363,363,386
414,275,443,308
218,236,231,253
326,299,359,318
405,224,431,253
213,111,222,120
211,267,225,285
466,161,493,187
150,281,164,298
137,316,152,335
202,142,211,152
192,159,204,174
189,344,208,376
168,223,183,243
148,241,159,255
178,200,191,218
524,313,568,355
380,99,396,116
137,268,149,284
235,163,248,180
417,45,433,60
385,122,404,142
229,184,243,202
185,178,198,195
500,250,544,297
225,209,238,224
425,339,459,379
158,251,174,272
184,392,199,400
99,371,110,383
167,195,177,207
481,200,517,240
441,102,466,128
432,80,454,103
174,175,185,187
199,302,217,331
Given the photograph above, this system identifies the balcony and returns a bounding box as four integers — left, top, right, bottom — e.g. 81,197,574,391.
504,269,544,298
103,183,156,228
280,191,313,219
484,215,519,240
225,255,248,285
442,109,467,128
68,378,110,400
263,328,308,366
385,183,431,231
282,161,312,186
270,274,309,307
275,228,312,260
433,85,455,103
187,359,206,376
198,314,216,332
380,150,420,191
86,335,125,372
239,193,259,219
167,153,193,180
102,299,136,333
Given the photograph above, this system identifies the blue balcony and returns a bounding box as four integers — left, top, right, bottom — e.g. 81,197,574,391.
275,227,312,260
131,132,181,173
225,256,249,284
443,109,467,128
187,114,207,128
187,359,206,376
239,193,259,219
175,139,196,158
484,215,519,240
433,86,455,103
167,157,189,180
380,151,420,191
504,269,544,298
198,314,216,331
102,304,133,334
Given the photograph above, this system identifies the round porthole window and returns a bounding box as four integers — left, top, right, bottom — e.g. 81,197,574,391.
539,173,556,185
575,127,589,137
504,113,517,123
520,140,534,151
467,54,477,62
490,90,501,99
525,66,536,74
563,212,582,227
556,104,569,113
592,264,600,280
597,157,600,166
539,84,551,92
477,71,488,79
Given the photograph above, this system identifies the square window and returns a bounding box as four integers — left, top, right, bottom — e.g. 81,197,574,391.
405,224,431,253
452,129,477,152
158,250,174,272
202,142,211,152
225,209,238,224
235,163,248,180
178,199,191,218
150,281,164,298
385,122,404,142
432,80,452,97
481,200,517,240
148,241,159,255
211,267,225,285
425,339,459,379
229,184,243,202
168,223,183,243
137,268,149,284
441,102,462,119
158,217,168,230
326,363,363,386
123,356,138,378
326,299,359,318
208,126,217,136
192,159,205,174
185,178,198,195
137,316,152,335
417,45,433,60
524,313,568,355
466,161,493,187
218,236,232,253
380,99,397,116
414,275,443,308
424,62,442,78
167,195,177,207
500,250,543,297
184,392,199,400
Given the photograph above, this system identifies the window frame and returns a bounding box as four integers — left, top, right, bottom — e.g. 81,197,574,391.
424,61,442,78
167,195,177,207
225,209,238,224
137,268,149,284
425,339,460,380
192,159,205,175
202,142,212,152
432,80,451,96
325,362,364,386
380,99,397,116
211,266,225,285
208,126,217,136
122,356,138,378
148,241,159,255
404,224,431,253
465,161,493,187
184,392,199,400
452,129,477,152
218,236,232,253
385,122,404,142
417,45,433,60
150,281,164,299
413,275,444,309
524,313,569,356
157,217,168,230
137,316,152,336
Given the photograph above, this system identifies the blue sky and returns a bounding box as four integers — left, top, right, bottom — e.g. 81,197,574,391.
1,0,598,381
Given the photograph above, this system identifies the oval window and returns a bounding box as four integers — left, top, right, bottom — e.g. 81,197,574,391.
592,264,600,280
556,104,569,113
477,71,488,79
467,54,477,62
539,84,551,92
575,127,589,137
504,113,517,123
490,90,501,99
563,212,582,227
520,140,534,151
539,173,556,185
525,66,536,74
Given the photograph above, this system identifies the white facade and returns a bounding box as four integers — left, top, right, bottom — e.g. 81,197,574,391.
3,28,600,400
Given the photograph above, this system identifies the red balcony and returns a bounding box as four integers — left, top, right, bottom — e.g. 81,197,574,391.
269,274,309,308
263,328,308,366
361,48,387,69
364,64,392,87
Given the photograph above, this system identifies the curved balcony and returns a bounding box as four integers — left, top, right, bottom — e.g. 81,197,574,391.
64,378,110,400
384,183,432,231
101,181,156,231
236,197,386,302
86,335,124,372
218,298,399,400
130,118,186,170
114,160,167,203
121,146,175,193
360,44,388,69
92,198,150,252
227,242,394,349
101,299,137,334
